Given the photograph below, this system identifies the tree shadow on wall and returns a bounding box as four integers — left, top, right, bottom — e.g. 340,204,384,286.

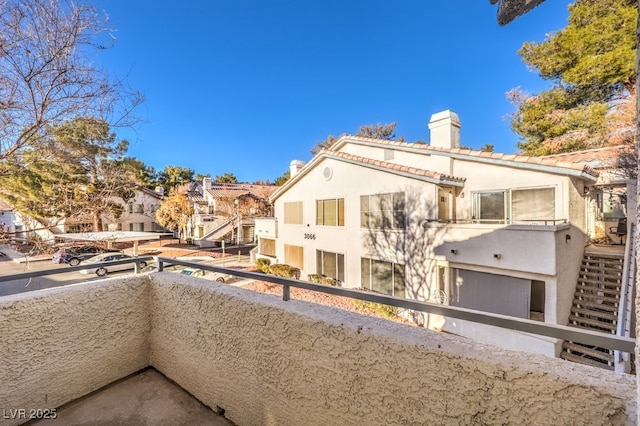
360,187,449,326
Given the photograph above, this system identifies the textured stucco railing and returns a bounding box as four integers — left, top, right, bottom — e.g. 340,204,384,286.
0,277,151,426
0,273,637,425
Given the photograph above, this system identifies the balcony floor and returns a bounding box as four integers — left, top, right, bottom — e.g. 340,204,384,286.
27,368,234,425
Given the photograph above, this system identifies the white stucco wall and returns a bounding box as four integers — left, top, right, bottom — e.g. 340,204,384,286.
148,273,636,425
0,277,151,426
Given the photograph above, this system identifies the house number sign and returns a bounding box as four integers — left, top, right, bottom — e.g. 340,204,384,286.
303,233,316,240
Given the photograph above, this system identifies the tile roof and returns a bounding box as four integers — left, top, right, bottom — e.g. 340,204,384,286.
332,135,600,179
0,198,12,211
327,151,466,185
540,146,623,167
206,183,277,199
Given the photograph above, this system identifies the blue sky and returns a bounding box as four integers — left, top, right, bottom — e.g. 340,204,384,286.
91,1,572,183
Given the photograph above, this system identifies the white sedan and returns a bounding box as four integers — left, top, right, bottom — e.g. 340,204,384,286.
78,253,147,277
179,267,233,283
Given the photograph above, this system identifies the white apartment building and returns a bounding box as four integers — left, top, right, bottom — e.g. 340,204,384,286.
256,110,635,358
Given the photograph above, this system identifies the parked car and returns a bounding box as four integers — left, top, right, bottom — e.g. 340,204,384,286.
52,245,118,266
179,267,233,283
78,253,147,277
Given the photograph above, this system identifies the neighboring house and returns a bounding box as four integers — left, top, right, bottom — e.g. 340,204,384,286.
0,198,15,240
186,178,277,247
0,187,167,243
105,187,166,233
257,109,636,362
60,187,166,234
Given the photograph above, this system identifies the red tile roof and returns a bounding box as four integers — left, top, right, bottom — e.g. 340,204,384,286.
332,135,599,178
328,151,466,184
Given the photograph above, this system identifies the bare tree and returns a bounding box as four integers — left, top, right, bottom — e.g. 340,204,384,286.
0,0,142,166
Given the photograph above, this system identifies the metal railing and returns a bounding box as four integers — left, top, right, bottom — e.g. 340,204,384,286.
0,255,634,354
154,257,635,353
0,256,154,282
615,223,636,372
423,218,569,226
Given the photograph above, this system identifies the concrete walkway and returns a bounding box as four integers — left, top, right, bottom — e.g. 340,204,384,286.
27,369,235,426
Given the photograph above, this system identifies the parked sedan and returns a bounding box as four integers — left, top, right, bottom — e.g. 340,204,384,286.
179,267,233,283
78,253,147,277
52,245,117,266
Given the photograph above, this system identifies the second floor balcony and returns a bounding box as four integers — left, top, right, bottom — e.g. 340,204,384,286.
0,259,636,425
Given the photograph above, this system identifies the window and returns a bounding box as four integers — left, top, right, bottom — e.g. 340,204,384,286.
129,223,144,232
360,257,405,297
284,244,304,269
260,238,276,257
316,250,344,282
361,192,405,229
511,188,555,222
151,222,165,232
472,187,555,224
472,191,508,223
597,189,627,220
65,223,93,233
106,223,122,232
316,198,344,226
284,201,303,224
198,225,204,238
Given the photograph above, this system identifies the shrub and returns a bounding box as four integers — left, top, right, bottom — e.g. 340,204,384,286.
268,263,300,279
307,274,339,286
307,274,323,283
353,287,398,319
256,257,271,273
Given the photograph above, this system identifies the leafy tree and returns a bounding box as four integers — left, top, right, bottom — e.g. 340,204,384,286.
155,186,194,242
274,170,290,186
311,135,340,155
509,0,636,155
215,172,239,184
195,173,211,182
0,117,135,231
311,122,404,155
158,165,194,192
356,122,404,142
0,0,142,167
479,144,495,152
118,157,157,188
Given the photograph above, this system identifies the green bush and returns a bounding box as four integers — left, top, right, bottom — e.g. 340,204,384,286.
307,274,339,286
354,287,398,319
268,263,300,279
256,258,271,273
354,300,398,319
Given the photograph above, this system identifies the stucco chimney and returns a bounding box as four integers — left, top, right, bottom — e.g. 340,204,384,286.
428,110,461,149
202,177,212,190
289,160,305,178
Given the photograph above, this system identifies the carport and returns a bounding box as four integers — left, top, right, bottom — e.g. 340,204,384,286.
55,231,172,256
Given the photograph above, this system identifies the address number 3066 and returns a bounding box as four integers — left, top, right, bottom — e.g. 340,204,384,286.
303,233,316,240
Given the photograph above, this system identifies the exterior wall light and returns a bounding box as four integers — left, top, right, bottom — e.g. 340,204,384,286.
493,253,501,259
450,249,458,255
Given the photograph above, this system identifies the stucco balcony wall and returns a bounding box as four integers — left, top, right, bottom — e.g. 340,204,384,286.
432,223,577,276
0,277,151,426
0,273,637,425
254,217,277,238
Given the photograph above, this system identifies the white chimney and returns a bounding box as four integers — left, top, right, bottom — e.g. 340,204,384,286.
289,160,305,178
428,110,461,149
202,177,212,190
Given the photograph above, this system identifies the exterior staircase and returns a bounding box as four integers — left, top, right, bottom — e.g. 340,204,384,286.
560,250,624,370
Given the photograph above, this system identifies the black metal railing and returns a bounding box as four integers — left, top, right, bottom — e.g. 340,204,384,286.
0,255,634,354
